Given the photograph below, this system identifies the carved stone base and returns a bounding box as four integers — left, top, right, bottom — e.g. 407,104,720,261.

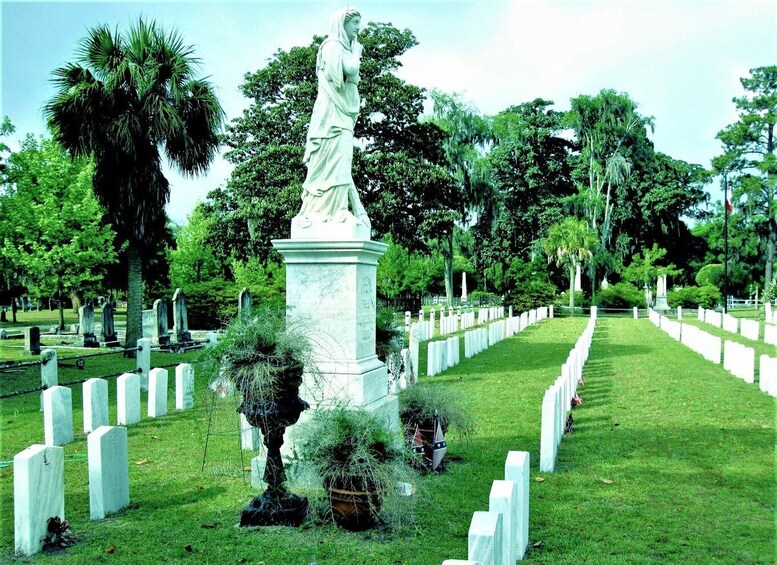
239,491,308,527
77,334,99,348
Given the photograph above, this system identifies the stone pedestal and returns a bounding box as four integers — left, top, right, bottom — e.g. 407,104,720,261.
270,234,400,471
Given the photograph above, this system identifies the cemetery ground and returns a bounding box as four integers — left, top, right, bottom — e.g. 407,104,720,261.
0,316,774,563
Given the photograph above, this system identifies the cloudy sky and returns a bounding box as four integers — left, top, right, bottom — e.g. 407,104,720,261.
2,0,775,223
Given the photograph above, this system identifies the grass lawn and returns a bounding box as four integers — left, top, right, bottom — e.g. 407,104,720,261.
0,317,773,563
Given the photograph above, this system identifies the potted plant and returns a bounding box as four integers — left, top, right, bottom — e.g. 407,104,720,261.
398,384,474,472
198,306,313,526
297,406,414,531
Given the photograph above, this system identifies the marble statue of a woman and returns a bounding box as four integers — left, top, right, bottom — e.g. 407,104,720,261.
292,6,370,238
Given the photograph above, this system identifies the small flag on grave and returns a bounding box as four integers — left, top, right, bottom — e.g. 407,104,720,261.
430,412,447,472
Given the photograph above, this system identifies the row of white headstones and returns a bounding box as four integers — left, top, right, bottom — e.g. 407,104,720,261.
441,308,596,565
426,308,552,378
14,338,196,557
650,311,777,396
697,306,777,346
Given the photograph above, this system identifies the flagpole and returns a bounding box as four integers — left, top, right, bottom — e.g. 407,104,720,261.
724,174,729,314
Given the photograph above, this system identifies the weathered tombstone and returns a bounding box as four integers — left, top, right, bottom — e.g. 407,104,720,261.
23,326,40,355
83,378,109,433
0,308,6,322
153,299,170,347
0,328,7,339
489,480,517,565
205,331,219,348
141,309,155,338
239,287,252,319
175,363,194,410
43,386,73,446
40,349,57,411
505,450,530,559
77,304,99,348
468,511,503,565
116,372,141,426
14,444,65,556
100,303,120,347
172,288,191,343
148,368,168,418
88,426,129,520
136,338,151,392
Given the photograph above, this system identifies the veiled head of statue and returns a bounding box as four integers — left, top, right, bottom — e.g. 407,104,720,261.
330,6,361,46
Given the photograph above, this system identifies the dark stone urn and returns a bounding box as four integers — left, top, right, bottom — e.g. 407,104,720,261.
238,363,309,527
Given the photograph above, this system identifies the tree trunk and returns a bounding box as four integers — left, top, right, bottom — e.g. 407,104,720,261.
443,233,454,306
125,243,143,358
569,264,576,310
766,177,775,285
58,279,65,331
11,296,17,323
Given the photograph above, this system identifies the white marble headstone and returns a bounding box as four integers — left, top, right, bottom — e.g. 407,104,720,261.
468,510,503,565
117,372,141,425
540,388,556,472
740,318,760,341
88,426,129,519
136,338,151,392
175,363,194,409
14,444,65,556
147,367,168,418
241,413,260,450
43,386,73,446
83,378,109,434
489,480,517,565
505,450,530,559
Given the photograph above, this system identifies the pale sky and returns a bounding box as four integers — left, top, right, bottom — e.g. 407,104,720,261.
2,0,775,224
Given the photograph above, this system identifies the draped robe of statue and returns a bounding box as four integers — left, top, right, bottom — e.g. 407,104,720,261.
295,8,369,229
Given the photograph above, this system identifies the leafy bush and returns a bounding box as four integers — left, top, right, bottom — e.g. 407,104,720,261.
467,290,501,306
398,383,474,437
178,278,240,330
375,307,403,362
593,282,646,309
504,280,557,312
555,290,590,309
667,285,721,309
695,264,724,288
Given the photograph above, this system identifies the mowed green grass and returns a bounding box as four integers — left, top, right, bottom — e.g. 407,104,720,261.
0,317,774,563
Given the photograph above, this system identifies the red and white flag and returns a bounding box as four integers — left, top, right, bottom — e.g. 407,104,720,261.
430,414,447,472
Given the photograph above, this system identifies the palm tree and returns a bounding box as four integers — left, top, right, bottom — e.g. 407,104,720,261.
45,19,224,354
542,218,598,310
429,90,493,305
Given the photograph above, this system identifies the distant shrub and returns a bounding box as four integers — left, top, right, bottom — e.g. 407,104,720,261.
593,282,646,309
178,279,240,330
505,280,557,312
468,290,501,306
555,290,590,309
667,285,721,309
695,264,724,288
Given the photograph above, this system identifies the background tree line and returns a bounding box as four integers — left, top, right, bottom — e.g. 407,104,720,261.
1,17,773,333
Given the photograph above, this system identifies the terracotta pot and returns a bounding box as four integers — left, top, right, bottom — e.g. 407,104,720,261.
327,486,381,531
